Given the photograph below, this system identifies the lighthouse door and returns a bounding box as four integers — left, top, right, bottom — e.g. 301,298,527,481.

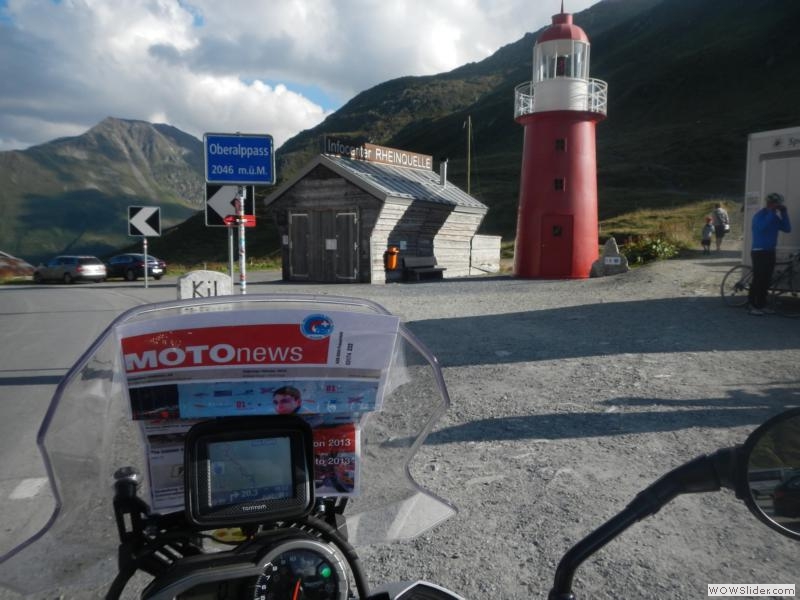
540,214,574,277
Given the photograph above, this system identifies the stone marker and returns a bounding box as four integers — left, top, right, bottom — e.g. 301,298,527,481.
590,237,630,277
178,270,233,299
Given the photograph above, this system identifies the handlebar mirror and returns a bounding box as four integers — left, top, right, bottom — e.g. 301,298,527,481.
740,407,800,540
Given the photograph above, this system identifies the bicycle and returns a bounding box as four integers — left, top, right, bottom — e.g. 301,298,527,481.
720,253,800,316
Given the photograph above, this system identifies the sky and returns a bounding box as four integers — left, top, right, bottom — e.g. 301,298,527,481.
0,0,600,152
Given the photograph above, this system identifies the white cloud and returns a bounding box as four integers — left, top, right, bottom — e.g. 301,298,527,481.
174,75,329,143
0,0,600,151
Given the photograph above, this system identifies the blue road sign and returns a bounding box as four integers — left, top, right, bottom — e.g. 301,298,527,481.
203,133,275,185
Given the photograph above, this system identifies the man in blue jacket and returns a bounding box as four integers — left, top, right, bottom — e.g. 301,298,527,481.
749,193,792,315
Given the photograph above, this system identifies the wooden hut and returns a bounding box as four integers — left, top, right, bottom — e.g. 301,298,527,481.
264,141,494,284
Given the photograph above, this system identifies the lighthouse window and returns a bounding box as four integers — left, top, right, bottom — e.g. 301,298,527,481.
554,178,565,191
575,44,588,79
556,56,568,77
555,138,567,152
534,40,590,81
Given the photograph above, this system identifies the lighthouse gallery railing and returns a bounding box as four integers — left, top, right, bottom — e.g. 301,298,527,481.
514,79,608,118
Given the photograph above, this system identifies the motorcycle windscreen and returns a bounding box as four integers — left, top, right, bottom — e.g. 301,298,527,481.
0,295,456,595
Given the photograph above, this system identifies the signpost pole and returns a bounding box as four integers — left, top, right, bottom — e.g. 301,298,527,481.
143,237,149,289
228,226,234,282
237,187,247,295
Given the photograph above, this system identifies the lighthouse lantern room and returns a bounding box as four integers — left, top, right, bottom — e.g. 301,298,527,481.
513,5,607,278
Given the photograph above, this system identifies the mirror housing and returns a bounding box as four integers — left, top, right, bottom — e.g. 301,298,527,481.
738,407,800,540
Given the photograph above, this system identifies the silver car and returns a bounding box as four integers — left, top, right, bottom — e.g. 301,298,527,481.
33,255,107,284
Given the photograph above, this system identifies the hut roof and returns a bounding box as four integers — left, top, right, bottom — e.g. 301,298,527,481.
265,154,487,212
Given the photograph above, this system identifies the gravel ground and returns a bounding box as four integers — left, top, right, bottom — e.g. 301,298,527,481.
308,247,798,599
4,245,800,599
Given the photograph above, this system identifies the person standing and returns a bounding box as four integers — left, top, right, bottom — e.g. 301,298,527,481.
701,216,714,254
712,202,730,251
748,193,791,315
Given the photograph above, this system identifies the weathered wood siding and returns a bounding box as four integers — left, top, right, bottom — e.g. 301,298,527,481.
370,201,409,283
372,201,468,283
469,235,502,275
433,210,485,278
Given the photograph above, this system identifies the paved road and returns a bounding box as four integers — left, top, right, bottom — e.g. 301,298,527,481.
0,283,162,558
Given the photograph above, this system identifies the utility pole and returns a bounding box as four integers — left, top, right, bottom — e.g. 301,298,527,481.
467,115,472,195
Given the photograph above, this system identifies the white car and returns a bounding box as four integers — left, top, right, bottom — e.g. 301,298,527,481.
33,255,107,284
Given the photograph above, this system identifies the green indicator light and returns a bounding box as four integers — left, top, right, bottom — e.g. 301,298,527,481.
319,565,332,579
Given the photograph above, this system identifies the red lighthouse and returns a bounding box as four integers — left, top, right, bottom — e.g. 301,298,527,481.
513,5,607,278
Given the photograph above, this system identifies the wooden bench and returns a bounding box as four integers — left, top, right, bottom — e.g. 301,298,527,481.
402,256,446,282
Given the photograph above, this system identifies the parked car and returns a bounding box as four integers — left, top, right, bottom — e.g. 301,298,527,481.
772,474,800,518
105,253,166,281
33,255,107,284
749,467,792,498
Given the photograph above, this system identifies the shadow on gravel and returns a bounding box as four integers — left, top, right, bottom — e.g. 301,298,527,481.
682,248,741,262
405,296,800,368
423,389,798,444
9,281,176,291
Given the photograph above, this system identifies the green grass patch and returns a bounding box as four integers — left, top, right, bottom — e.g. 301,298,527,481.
165,255,282,276
600,197,741,264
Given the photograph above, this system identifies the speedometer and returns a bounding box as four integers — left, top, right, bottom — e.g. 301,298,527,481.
251,539,349,600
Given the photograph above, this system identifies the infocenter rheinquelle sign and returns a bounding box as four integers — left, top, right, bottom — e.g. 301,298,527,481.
203,133,275,185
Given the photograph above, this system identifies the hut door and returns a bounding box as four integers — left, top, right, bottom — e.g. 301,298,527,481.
335,211,358,281
319,211,358,282
540,214,573,277
288,212,310,279
288,210,358,282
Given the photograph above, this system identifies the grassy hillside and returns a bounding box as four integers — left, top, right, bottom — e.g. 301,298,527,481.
273,0,800,241
0,118,204,263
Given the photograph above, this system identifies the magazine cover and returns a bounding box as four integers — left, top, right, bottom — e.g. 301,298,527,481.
117,308,399,511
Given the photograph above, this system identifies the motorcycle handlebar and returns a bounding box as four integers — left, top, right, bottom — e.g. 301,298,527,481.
548,447,741,599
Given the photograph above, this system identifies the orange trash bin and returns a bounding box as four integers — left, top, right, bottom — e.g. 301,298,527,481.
384,246,400,270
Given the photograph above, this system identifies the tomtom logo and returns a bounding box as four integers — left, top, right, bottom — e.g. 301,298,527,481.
124,343,304,372
243,504,268,511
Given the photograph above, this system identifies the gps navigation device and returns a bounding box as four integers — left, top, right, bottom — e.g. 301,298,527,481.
184,417,314,527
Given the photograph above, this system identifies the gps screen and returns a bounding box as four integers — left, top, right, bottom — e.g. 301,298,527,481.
207,437,294,507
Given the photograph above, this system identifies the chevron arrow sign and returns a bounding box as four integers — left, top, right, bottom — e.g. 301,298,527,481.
128,206,161,237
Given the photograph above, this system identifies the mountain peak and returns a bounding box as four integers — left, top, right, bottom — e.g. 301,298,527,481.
0,117,204,262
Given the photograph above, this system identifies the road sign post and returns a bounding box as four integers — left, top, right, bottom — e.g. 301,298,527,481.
206,184,255,283
204,133,274,295
143,238,149,289
236,188,247,294
228,221,234,283
128,206,161,289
